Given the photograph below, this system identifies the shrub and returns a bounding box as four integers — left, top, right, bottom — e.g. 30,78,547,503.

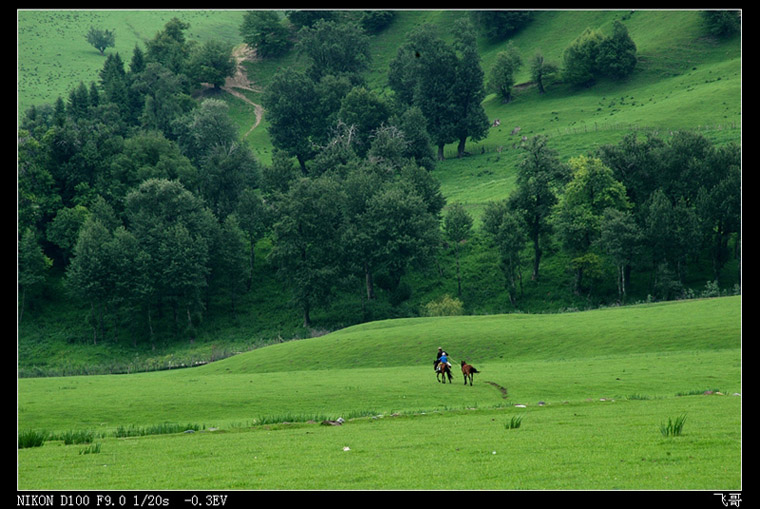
422,294,464,317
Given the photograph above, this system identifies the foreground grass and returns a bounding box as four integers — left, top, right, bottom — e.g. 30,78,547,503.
18,395,740,490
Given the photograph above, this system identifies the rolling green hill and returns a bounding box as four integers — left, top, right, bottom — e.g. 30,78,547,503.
202,296,740,374
17,297,741,489
18,296,740,433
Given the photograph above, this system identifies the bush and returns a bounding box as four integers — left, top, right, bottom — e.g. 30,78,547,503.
563,21,637,86
422,294,464,317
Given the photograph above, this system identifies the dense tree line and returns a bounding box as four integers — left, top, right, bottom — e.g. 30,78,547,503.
18,18,253,344
481,131,740,307
18,13,740,347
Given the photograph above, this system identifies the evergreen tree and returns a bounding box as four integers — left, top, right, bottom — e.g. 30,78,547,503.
145,17,192,75
18,228,52,322
65,218,113,344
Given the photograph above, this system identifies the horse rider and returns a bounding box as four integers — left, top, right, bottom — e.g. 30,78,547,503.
435,347,451,371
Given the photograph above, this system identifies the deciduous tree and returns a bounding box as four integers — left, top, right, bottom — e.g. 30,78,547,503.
482,200,526,307
489,42,522,103
269,175,346,327
240,10,292,58
444,202,473,297
552,155,630,293
85,27,115,55
508,136,569,281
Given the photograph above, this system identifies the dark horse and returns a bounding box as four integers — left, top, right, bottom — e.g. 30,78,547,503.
461,361,480,386
435,360,453,383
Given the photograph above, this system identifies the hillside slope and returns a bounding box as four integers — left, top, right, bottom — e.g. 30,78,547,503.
17,10,741,374
199,296,740,374
18,296,741,437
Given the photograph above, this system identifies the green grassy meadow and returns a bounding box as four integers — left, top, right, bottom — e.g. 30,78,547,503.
17,297,741,490
17,10,246,116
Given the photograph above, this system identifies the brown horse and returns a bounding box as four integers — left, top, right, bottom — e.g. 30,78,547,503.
461,361,480,386
435,360,453,384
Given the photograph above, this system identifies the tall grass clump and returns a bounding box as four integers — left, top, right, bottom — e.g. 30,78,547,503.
505,415,524,429
56,430,95,445
18,430,47,449
79,443,101,455
660,414,687,437
114,423,204,438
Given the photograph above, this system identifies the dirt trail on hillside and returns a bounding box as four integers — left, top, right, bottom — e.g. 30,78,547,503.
220,44,264,139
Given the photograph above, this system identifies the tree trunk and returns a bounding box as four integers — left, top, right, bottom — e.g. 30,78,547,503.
303,302,311,329
187,308,195,343
147,307,155,351
247,234,255,291
455,245,462,297
531,235,542,281
457,137,467,158
297,154,308,175
19,287,25,323
364,263,375,300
